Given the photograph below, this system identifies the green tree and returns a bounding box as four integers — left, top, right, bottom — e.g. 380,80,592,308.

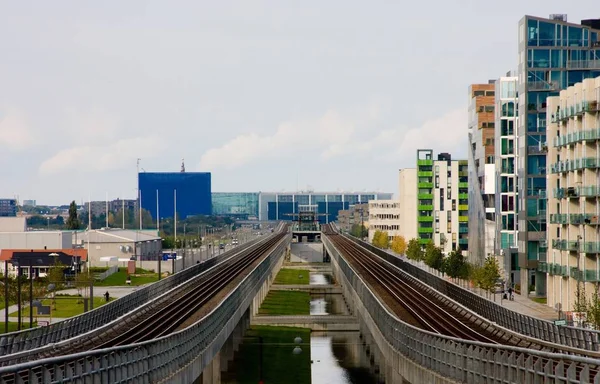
586,288,600,329
378,231,390,248
442,249,468,278
65,201,81,230
406,238,423,261
371,230,383,247
350,224,368,239
391,236,407,255
573,281,587,314
47,259,67,290
424,241,444,270
478,256,501,296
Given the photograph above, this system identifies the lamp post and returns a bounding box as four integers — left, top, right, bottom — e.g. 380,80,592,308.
4,260,8,333
14,261,21,331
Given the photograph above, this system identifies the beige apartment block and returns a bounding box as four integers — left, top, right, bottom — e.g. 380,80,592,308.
367,200,401,243
399,168,418,241
547,75,600,313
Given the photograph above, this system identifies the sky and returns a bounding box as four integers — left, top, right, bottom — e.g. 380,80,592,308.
0,1,596,205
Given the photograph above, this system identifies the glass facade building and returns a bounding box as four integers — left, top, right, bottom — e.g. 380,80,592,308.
139,172,212,220
211,193,260,219
259,192,393,223
517,15,600,295
0,198,17,217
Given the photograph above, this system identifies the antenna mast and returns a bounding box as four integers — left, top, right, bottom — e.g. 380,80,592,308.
181,158,185,173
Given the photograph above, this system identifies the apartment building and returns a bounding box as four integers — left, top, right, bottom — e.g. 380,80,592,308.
516,14,600,296
398,168,418,241
337,203,369,233
367,200,401,242
546,75,600,312
494,74,521,285
414,150,468,254
467,82,497,265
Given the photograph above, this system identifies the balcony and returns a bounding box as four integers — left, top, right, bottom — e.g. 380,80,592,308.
551,239,579,251
418,204,433,211
583,100,599,113
458,238,468,245
553,128,600,148
458,193,468,199
418,171,433,177
549,213,600,225
550,157,600,173
458,182,469,189
458,204,468,211
459,226,468,233
418,227,433,234
417,159,433,166
418,182,433,189
537,261,548,273
458,216,468,222
567,60,600,69
418,193,433,200
527,81,560,91
418,216,433,222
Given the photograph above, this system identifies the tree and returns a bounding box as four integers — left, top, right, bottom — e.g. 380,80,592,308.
406,238,424,261
586,288,600,330
391,236,407,255
371,230,383,247
65,201,81,230
350,224,368,239
47,259,67,290
478,256,501,296
573,280,587,314
442,249,468,278
424,241,444,270
74,272,93,301
371,230,390,249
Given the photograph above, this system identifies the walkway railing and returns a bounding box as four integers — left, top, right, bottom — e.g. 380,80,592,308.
0,231,290,383
0,234,268,357
323,235,600,383
95,265,119,281
348,236,600,351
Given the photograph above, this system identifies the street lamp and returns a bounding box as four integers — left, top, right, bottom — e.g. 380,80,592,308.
3,260,8,333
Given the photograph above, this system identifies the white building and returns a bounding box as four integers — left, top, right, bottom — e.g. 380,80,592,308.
367,200,401,242
78,229,162,268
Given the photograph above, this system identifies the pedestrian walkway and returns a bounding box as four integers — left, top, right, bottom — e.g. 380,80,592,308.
383,248,558,321
58,285,140,299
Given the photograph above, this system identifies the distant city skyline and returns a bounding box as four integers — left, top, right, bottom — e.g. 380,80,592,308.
1,1,596,205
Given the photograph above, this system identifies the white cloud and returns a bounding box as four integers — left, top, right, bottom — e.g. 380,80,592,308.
0,107,35,151
39,136,164,175
198,106,467,171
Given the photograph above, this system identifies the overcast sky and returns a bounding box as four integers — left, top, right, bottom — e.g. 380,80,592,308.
0,1,595,205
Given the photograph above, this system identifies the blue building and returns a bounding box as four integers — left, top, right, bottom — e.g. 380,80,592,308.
0,198,17,217
139,172,212,220
517,15,600,295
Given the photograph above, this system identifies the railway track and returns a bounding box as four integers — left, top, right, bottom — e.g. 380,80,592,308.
322,225,600,381
0,226,288,383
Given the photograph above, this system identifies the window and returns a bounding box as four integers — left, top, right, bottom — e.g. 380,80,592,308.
452,200,456,211
435,176,440,188
485,91,495,96
439,189,444,211
474,90,485,96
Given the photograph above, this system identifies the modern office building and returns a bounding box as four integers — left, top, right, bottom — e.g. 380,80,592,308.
367,200,401,242
139,172,212,220
410,150,468,254
517,14,600,295
258,191,392,223
211,193,260,219
546,75,600,312
0,199,17,217
467,82,497,265
494,73,521,285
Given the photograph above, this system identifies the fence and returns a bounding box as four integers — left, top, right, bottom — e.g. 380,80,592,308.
349,235,600,352
0,232,270,359
0,231,291,383
323,235,600,383
95,265,119,281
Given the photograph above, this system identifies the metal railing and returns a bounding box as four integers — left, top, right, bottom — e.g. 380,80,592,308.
347,236,600,351
0,234,269,357
0,230,291,383
323,236,600,383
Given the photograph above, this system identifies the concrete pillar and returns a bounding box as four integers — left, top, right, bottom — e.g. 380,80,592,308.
202,351,220,384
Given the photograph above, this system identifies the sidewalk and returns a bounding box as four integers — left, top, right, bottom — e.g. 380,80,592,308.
384,249,558,321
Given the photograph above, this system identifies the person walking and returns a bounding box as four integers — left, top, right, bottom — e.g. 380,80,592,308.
104,291,110,302
508,286,514,301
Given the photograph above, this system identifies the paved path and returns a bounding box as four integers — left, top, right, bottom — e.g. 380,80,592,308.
58,285,140,299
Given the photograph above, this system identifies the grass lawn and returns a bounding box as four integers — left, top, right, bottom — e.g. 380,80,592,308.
234,326,311,384
94,268,158,287
10,296,114,318
259,291,310,316
531,297,547,305
0,322,36,334
274,269,309,285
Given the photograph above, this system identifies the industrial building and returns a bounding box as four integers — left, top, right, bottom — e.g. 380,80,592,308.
77,229,162,268
258,191,393,223
139,171,212,220
546,75,600,312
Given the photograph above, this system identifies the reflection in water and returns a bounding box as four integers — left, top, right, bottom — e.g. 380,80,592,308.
311,333,380,384
310,294,349,316
310,273,334,285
